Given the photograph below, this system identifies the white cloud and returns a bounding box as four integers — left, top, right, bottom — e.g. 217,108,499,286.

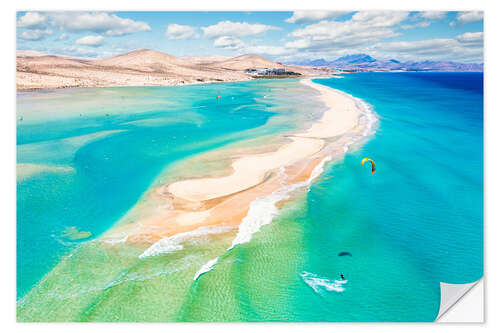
165,24,199,40
285,11,409,52
377,38,456,54
212,35,288,56
55,46,100,58
202,21,279,39
17,12,47,29
456,11,483,24
19,29,53,41
244,45,288,56
213,36,245,50
456,32,483,46
285,11,350,24
76,35,105,47
57,33,68,40
49,12,151,36
417,11,447,20
277,11,482,64
400,11,446,30
351,11,410,27
401,21,431,30
369,33,483,62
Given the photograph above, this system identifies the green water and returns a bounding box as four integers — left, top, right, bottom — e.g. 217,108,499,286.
16,79,324,320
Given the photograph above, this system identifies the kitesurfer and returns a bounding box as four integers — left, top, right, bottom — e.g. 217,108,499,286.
361,158,376,174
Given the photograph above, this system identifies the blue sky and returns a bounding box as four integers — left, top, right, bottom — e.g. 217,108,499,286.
16,11,484,63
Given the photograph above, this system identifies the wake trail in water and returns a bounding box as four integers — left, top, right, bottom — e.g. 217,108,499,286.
300,271,347,293
139,225,234,259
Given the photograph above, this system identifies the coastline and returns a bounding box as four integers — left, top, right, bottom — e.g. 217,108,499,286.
15,76,253,92
103,78,377,253
16,74,331,92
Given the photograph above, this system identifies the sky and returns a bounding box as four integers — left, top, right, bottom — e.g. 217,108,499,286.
16,11,484,63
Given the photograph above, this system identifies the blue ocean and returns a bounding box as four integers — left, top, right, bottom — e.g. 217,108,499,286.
17,73,483,322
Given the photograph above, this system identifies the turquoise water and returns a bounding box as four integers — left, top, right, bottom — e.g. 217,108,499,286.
17,74,483,322
16,80,322,299
287,73,483,321
179,73,482,322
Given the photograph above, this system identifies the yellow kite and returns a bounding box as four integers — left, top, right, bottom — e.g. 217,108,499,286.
361,158,376,174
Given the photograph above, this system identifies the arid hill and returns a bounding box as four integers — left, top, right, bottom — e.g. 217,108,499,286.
16,49,328,90
92,49,192,69
206,54,280,70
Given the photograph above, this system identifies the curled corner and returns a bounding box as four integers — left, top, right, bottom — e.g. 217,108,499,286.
435,278,482,321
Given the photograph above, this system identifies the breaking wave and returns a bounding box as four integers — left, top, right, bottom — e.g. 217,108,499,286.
139,225,234,259
193,156,333,280
193,257,219,281
301,271,347,293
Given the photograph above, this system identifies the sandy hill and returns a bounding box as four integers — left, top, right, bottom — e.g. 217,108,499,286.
17,50,48,57
208,54,282,70
17,49,328,90
17,55,91,68
91,49,193,70
17,49,250,90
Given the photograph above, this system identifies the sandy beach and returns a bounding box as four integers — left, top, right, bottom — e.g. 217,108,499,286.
103,79,370,246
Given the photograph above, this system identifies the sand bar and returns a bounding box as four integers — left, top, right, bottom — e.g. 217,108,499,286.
298,80,361,138
103,79,368,245
166,79,360,202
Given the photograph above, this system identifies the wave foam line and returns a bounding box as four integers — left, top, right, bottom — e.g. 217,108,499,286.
301,271,347,293
193,156,332,281
193,258,219,281
230,154,331,251
139,225,234,259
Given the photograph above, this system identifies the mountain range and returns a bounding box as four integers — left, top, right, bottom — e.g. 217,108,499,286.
290,54,483,72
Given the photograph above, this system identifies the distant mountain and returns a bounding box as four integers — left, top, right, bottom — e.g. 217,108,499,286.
290,53,483,72
335,54,377,64
305,58,329,67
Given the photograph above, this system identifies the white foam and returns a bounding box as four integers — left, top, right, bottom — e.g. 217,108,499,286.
139,225,233,259
354,97,377,137
229,155,330,251
326,86,378,139
300,271,347,293
103,232,130,245
193,257,219,281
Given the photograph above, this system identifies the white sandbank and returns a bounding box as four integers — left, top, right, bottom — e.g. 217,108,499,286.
166,79,361,202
